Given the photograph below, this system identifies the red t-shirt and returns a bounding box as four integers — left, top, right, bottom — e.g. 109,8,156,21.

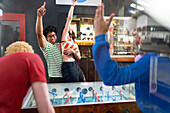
0,52,47,113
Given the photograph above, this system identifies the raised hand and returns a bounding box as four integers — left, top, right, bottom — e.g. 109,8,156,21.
72,0,77,6
37,2,46,17
94,3,115,36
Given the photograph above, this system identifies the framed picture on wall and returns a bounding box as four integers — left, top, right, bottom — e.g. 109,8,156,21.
0,13,25,56
56,0,101,6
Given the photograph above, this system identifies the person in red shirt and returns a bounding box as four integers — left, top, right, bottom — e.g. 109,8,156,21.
0,41,55,113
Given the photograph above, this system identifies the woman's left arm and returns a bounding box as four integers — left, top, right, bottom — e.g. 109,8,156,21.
63,44,81,60
73,43,81,60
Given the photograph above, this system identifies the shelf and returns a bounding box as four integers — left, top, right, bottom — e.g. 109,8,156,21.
80,56,134,62
111,55,134,62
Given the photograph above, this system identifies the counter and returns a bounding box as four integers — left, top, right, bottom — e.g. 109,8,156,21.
111,55,134,62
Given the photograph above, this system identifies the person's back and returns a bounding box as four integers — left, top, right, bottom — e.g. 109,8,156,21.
0,52,46,113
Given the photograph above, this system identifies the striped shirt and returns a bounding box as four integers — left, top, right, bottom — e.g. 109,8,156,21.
40,41,62,78
60,38,78,55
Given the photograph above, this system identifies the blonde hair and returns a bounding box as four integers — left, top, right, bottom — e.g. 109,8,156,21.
5,41,34,56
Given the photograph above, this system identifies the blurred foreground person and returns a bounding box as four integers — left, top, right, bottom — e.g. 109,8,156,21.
0,41,55,113
93,4,169,113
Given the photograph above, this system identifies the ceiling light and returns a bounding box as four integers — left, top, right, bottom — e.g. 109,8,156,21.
137,5,144,11
130,3,136,8
0,9,3,16
128,9,136,14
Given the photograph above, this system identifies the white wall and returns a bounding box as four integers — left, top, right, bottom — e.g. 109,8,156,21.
137,15,148,28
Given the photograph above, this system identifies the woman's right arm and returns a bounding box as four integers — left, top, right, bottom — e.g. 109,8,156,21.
61,0,76,42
